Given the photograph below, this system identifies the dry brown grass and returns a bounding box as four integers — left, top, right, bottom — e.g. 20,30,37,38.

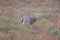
0,0,60,40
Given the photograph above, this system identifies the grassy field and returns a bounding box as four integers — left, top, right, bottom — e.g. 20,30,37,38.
0,0,60,40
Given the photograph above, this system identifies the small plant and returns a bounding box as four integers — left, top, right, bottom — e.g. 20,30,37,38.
50,28,59,36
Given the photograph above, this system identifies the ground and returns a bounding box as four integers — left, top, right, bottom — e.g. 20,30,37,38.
0,0,60,40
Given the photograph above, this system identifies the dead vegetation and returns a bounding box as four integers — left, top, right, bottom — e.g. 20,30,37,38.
0,0,60,40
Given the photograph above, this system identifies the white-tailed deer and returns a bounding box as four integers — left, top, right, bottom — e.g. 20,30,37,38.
21,13,40,25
